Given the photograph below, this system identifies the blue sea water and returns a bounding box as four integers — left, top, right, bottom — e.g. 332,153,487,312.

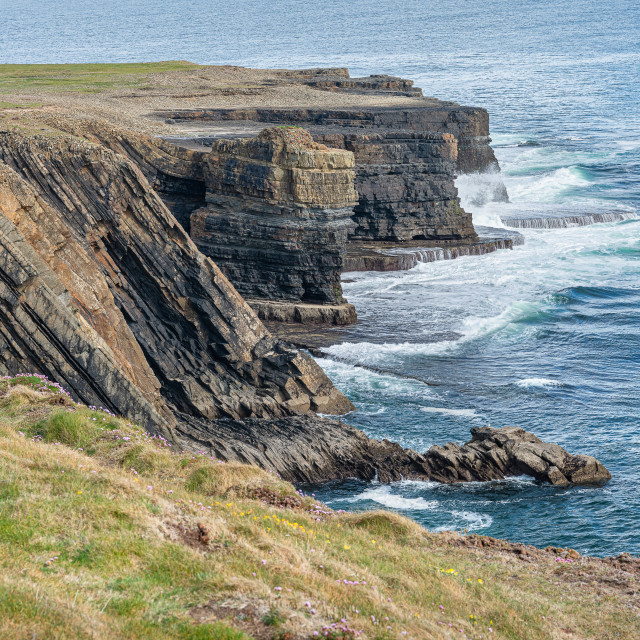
3,0,639,556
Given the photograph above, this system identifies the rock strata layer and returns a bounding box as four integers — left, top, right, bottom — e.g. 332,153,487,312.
0,131,355,440
190,127,357,304
178,419,611,487
161,107,493,244
343,227,524,272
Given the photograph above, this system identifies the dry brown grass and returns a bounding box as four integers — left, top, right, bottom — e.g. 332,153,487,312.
0,376,637,640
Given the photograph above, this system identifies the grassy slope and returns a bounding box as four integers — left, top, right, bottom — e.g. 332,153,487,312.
0,376,637,640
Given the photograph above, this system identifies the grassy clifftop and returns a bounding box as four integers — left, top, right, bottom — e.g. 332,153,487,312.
0,61,199,93
0,376,637,640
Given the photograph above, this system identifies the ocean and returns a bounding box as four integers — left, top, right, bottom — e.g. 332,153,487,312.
4,0,639,556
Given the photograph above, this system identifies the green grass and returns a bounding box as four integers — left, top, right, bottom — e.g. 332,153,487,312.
0,376,637,639
0,101,43,109
0,61,198,93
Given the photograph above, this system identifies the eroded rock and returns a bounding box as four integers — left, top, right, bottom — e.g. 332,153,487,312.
190,127,358,305
0,131,355,437
177,419,611,487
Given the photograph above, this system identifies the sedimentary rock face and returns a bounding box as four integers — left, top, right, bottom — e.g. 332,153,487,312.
155,104,503,244
0,131,354,440
190,127,358,304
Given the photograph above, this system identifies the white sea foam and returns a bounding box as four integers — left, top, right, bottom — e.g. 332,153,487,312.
420,406,477,417
359,407,388,416
433,511,493,532
325,300,539,367
348,486,438,510
456,171,508,210
315,357,436,398
507,166,591,202
516,378,564,388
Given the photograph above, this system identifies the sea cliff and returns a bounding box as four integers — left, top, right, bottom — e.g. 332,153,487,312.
0,62,604,487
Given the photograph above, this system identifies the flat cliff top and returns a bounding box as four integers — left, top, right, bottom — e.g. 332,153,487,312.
0,61,456,136
1,378,637,640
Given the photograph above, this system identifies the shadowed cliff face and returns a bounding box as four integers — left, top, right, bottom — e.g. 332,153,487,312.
0,132,355,438
191,127,357,304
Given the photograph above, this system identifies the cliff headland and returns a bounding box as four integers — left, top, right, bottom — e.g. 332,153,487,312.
0,62,609,484
0,60,635,639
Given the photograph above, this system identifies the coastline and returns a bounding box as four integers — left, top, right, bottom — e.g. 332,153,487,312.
0,61,633,556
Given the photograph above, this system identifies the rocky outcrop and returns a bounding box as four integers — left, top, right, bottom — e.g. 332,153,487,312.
343,227,524,272
247,299,357,325
423,426,611,486
190,127,358,305
156,66,510,246
287,71,423,96
317,130,474,242
0,132,355,438
176,419,611,487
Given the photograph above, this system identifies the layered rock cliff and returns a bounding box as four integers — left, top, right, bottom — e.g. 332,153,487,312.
0,131,355,440
41,69,510,320
158,95,507,243
45,118,358,324
190,127,357,304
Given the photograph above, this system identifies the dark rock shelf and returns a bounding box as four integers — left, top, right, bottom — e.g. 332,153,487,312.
343,226,524,272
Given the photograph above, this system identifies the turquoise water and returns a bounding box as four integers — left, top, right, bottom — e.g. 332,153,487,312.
4,0,639,556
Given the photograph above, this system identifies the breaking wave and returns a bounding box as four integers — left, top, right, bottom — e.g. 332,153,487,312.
515,378,564,389
347,486,438,510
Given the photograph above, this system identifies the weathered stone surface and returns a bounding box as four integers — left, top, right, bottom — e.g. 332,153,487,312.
176,420,610,487
424,426,611,486
0,131,355,435
318,130,474,242
190,127,358,304
501,210,636,229
46,118,208,232
248,300,357,325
